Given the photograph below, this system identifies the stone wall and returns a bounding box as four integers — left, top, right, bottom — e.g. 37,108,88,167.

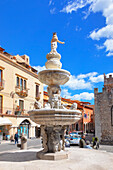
94,74,113,144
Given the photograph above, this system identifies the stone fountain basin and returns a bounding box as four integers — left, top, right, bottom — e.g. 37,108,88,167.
28,109,81,126
38,69,70,86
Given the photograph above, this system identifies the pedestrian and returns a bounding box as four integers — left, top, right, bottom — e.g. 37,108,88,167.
14,132,18,144
93,137,99,149
79,134,86,148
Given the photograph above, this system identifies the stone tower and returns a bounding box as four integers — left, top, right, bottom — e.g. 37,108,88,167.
94,74,113,144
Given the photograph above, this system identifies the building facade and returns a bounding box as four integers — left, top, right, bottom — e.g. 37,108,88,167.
0,47,43,140
94,74,113,144
69,101,94,133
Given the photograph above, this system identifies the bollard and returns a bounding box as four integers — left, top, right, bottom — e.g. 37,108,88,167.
21,133,27,150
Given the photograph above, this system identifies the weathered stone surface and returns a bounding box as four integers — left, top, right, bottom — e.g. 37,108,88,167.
38,69,70,86
36,150,69,160
29,108,81,126
95,74,113,144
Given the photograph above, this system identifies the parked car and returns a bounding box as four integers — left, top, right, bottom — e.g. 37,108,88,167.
70,131,83,137
69,134,81,145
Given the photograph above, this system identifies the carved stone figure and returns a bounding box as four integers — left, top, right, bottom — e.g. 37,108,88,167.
70,103,77,110
50,32,65,53
34,101,42,109
44,103,51,109
46,126,63,153
47,85,62,109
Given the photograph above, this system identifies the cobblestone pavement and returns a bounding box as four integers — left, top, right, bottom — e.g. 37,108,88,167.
0,147,113,170
0,138,42,152
0,137,113,154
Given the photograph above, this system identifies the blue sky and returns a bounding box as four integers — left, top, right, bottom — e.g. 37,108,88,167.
1,0,113,104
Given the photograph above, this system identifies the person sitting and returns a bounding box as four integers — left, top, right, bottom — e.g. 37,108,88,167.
93,137,99,149
85,140,92,149
79,135,86,148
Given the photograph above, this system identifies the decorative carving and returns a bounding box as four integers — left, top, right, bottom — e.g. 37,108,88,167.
43,126,65,153
44,103,51,109
50,32,65,54
38,70,70,86
47,85,61,109
70,103,77,110
34,101,42,109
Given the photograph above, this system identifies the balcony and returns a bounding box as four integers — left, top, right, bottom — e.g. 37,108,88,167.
0,80,5,90
15,86,28,97
14,108,29,116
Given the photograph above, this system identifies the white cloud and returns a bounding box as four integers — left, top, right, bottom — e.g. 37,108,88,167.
89,0,112,13
50,8,56,14
106,73,113,77
61,89,94,101
33,65,46,72
89,74,104,83
106,52,113,56
61,89,72,98
75,26,82,31
60,0,92,13
72,92,94,100
90,25,113,40
60,0,113,56
104,39,113,52
95,44,105,50
64,72,105,90
65,75,92,90
49,0,52,6
77,72,98,79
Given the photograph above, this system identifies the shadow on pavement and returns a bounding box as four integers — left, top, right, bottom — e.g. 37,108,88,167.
0,151,39,162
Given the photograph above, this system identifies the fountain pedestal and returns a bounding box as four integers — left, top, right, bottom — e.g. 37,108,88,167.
29,33,81,160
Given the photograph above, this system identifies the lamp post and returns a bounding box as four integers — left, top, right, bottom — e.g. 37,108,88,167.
84,122,87,134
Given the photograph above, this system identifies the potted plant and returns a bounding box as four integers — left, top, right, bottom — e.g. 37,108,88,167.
15,106,21,115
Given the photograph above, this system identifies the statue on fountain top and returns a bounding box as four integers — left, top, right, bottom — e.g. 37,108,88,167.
50,32,65,54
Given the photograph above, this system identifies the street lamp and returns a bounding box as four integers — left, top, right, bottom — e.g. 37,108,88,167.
84,122,87,134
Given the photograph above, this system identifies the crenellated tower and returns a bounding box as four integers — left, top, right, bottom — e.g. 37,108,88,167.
94,74,113,144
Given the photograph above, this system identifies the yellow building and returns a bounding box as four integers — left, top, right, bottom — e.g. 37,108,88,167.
0,47,43,140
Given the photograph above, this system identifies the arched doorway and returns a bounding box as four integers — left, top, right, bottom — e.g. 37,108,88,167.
18,119,30,138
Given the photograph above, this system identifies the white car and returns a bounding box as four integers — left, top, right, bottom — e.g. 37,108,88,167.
69,134,81,145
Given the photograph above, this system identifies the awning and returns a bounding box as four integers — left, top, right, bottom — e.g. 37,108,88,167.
0,117,13,126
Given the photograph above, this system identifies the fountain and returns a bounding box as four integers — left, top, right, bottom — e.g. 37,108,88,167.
28,33,81,160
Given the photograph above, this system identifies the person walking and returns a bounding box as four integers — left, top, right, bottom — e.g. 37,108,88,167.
14,132,18,144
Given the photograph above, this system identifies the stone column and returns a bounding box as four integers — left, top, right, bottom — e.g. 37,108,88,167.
41,125,48,152
21,133,27,150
